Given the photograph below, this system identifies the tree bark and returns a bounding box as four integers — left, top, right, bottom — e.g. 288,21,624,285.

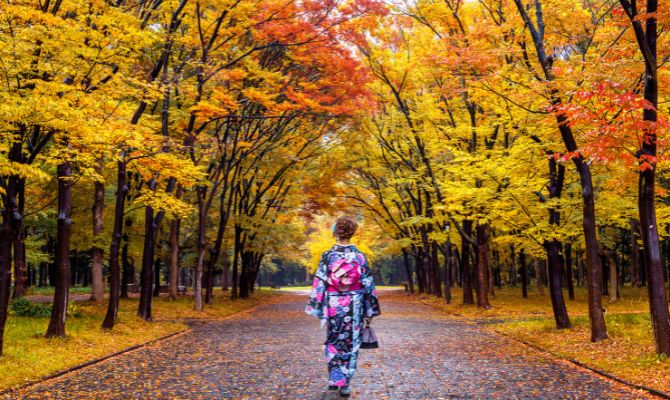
534,259,544,296
90,159,105,302
402,248,414,294
102,160,128,329
475,224,491,308
564,243,575,300
12,178,26,298
138,197,156,321
519,249,528,298
46,162,72,338
461,220,475,305
168,218,180,300
545,239,572,328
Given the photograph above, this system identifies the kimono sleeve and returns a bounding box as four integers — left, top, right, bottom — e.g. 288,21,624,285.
305,252,328,318
360,254,381,318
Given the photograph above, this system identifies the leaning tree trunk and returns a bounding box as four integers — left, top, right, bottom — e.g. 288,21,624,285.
474,224,491,309
102,160,128,329
46,162,73,338
90,159,105,302
461,220,475,305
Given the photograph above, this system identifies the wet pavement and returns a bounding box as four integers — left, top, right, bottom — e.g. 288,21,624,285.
6,291,654,399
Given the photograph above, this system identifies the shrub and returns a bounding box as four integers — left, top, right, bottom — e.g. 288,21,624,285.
10,298,52,318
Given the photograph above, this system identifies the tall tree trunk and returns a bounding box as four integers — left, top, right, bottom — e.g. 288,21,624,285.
102,161,128,329
564,243,575,300
402,248,414,294
618,0,670,355
138,184,156,321
12,232,26,298
534,259,544,296
90,159,105,302
153,258,161,297
443,242,451,303
231,224,241,300
221,251,229,291
545,239,572,329
194,186,207,311
0,158,21,353
461,220,474,305
168,218,180,300
431,241,442,297
475,224,491,309
46,162,72,338
121,217,132,299
631,220,642,287
519,249,528,298
12,178,26,298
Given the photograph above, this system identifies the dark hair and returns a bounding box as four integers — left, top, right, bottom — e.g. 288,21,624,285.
334,217,357,240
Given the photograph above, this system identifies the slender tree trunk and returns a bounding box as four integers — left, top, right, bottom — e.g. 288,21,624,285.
194,186,207,311
90,159,105,302
631,220,642,287
431,241,442,297
221,252,229,291
475,224,491,309
545,239,572,329
565,243,575,300
138,184,156,321
534,259,544,296
12,232,26,298
169,218,180,300
461,220,474,305
443,242,451,303
519,249,528,298
12,178,26,298
46,162,72,338
0,165,21,353
402,248,414,294
231,224,241,300
121,217,132,299
102,161,128,329
153,259,161,297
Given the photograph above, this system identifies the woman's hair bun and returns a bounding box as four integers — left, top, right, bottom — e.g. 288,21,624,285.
334,217,357,240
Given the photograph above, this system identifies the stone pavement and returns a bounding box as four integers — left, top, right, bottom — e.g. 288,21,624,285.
6,291,654,399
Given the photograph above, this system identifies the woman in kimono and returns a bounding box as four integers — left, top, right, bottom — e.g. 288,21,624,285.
305,217,381,398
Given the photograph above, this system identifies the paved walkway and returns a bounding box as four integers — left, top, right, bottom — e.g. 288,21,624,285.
7,291,653,399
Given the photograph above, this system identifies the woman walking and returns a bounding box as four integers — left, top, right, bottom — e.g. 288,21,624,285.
305,217,381,398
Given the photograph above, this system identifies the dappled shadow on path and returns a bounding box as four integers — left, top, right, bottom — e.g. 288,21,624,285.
6,291,653,399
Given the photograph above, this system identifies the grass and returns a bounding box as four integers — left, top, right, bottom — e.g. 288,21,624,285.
26,286,95,296
1,290,277,391
417,286,670,394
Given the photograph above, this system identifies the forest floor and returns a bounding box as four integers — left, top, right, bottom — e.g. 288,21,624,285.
1,289,275,392
420,286,670,396
4,289,657,399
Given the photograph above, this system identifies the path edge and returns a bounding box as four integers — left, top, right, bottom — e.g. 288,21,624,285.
0,299,272,396
492,329,670,399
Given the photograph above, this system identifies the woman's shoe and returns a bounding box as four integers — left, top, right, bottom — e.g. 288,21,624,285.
339,387,351,398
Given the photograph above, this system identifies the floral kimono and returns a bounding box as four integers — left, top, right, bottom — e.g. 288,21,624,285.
305,244,381,388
